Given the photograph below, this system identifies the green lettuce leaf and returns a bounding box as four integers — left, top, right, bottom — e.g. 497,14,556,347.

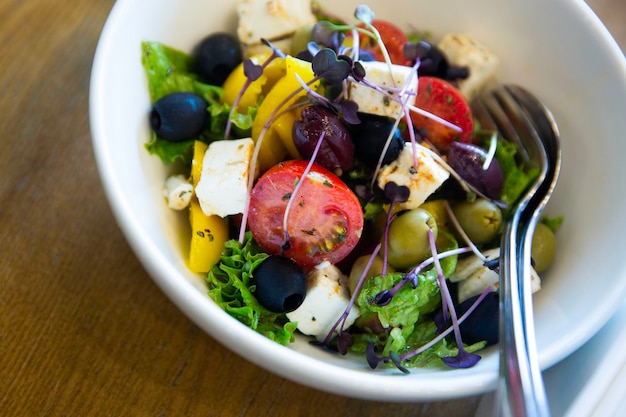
206,232,297,345
350,231,461,367
495,138,540,207
140,41,255,165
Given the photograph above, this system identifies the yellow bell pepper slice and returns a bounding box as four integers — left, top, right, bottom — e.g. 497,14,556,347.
188,141,229,273
221,53,286,113
252,56,321,172
188,200,229,273
191,140,207,188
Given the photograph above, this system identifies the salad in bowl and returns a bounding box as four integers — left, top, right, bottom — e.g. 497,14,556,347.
143,1,557,372
90,0,626,401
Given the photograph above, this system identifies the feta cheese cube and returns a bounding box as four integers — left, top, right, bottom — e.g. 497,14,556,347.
451,248,541,303
195,137,254,218
237,0,317,54
286,263,360,341
348,61,418,118
162,175,193,210
376,144,450,211
438,34,499,101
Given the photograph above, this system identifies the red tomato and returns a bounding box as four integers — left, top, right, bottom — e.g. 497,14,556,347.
409,76,474,152
357,19,412,67
248,160,364,268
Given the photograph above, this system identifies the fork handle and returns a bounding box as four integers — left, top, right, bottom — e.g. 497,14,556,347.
499,217,551,417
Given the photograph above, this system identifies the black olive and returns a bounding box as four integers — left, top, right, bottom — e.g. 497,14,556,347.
193,33,243,86
458,291,499,345
436,291,499,346
350,113,405,168
417,43,449,79
149,92,209,142
251,256,307,313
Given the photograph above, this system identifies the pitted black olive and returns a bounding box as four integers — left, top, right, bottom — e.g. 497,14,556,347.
149,92,208,142
251,256,307,313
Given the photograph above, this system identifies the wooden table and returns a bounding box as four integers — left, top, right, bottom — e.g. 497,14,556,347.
1,1,623,415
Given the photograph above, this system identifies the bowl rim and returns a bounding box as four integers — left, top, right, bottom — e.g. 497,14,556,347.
89,0,626,402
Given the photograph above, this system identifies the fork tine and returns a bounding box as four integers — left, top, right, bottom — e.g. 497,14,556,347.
481,91,526,157
494,87,545,165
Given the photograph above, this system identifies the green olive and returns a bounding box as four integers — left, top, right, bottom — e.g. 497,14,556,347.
289,24,314,55
420,200,448,230
531,222,557,272
348,255,394,295
452,198,502,244
386,208,438,270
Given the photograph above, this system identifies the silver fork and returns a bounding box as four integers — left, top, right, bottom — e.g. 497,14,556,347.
471,84,561,417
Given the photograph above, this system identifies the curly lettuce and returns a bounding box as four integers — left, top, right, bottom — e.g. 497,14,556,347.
206,232,297,345
349,231,483,368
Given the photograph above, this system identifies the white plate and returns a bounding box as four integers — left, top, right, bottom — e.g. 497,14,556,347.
90,0,626,401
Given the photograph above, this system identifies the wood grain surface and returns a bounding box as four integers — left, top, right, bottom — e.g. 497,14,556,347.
0,1,623,416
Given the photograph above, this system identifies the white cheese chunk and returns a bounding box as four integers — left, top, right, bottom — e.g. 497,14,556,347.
162,175,193,210
195,137,254,218
376,144,450,211
449,248,501,283
438,34,499,101
348,61,418,118
286,263,360,341
451,248,541,303
237,0,317,53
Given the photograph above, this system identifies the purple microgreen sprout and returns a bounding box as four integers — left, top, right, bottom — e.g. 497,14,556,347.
224,40,284,140
368,107,405,190
238,77,318,243
380,182,410,276
443,200,488,262
403,40,431,63
353,5,396,87
321,243,383,348
292,72,360,124
354,4,375,25
416,144,509,209
367,287,491,372
407,102,463,132
482,131,498,171
428,228,481,368
243,58,264,81
374,246,473,307
312,21,346,51
281,131,326,252
311,48,351,85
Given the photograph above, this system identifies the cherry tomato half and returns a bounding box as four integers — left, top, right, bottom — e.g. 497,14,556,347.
357,19,412,67
410,76,474,152
248,160,364,268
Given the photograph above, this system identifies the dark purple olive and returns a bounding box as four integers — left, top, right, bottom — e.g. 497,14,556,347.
251,256,307,313
149,92,208,142
293,105,354,174
457,292,499,345
417,43,449,78
435,291,499,346
447,141,503,200
416,42,469,82
193,33,243,86
350,113,405,169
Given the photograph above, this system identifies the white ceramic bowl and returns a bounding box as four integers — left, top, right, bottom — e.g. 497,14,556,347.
90,0,626,401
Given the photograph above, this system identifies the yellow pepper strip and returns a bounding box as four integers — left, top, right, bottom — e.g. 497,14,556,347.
221,53,286,113
188,141,229,273
251,56,321,172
